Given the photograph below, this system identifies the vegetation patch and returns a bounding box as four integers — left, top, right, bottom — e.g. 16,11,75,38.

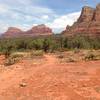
0,35,99,65
30,50,44,57
0,35,99,53
4,58,17,66
57,50,100,63
4,52,25,66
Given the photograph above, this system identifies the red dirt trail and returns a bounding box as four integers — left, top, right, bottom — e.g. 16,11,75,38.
0,54,100,100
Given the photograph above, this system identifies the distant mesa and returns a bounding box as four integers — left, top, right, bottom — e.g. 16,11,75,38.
4,27,23,37
62,3,100,36
2,24,53,38
26,24,52,36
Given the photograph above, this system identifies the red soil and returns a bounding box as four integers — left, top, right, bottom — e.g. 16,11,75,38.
0,55,5,65
0,54,100,100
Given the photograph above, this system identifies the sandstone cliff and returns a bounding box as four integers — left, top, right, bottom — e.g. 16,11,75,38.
3,24,52,38
62,3,100,36
4,27,23,37
26,24,52,36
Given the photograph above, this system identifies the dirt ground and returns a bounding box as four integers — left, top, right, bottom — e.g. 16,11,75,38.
0,54,100,100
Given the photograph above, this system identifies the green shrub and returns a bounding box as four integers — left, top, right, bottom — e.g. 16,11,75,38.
4,58,16,66
74,48,80,54
67,57,76,62
0,35,99,53
85,53,97,61
10,53,24,59
3,45,13,58
57,54,64,59
30,50,44,57
43,38,51,52
32,39,44,50
4,53,24,66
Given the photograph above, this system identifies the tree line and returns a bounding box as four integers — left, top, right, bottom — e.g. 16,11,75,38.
0,35,100,55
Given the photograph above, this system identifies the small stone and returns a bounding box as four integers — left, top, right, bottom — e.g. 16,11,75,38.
20,82,27,87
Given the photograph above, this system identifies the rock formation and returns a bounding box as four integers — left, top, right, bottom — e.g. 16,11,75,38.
3,24,52,38
26,24,52,36
62,3,100,36
3,27,23,37
94,3,100,21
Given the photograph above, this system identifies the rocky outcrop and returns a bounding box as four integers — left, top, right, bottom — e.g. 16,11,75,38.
3,24,52,38
26,24,52,36
78,6,94,22
62,3,100,36
94,3,100,21
4,27,23,37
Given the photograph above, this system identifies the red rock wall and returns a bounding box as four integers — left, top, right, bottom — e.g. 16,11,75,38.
3,24,52,38
63,3,100,36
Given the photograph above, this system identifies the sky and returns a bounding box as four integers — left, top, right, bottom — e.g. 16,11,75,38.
0,0,100,33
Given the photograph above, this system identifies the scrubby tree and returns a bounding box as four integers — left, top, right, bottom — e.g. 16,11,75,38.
3,44,13,58
43,38,51,52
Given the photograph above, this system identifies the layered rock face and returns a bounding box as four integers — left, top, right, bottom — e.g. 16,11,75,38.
63,3,100,36
4,27,23,37
78,6,94,22
3,24,52,38
26,24,52,36
94,3,100,21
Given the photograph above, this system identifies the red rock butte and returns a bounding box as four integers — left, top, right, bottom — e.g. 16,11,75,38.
2,24,53,38
62,3,100,36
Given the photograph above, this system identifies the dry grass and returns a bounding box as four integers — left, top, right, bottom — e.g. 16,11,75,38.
56,50,100,63
4,53,24,66
4,50,44,66
30,50,44,58
3,49,100,66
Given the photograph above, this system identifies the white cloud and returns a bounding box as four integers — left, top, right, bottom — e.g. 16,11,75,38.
0,4,9,13
41,15,49,20
13,24,38,31
26,6,54,14
0,21,9,33
0,23,38,33
46,11,81,32
0,3,54,18
0,3,55,33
